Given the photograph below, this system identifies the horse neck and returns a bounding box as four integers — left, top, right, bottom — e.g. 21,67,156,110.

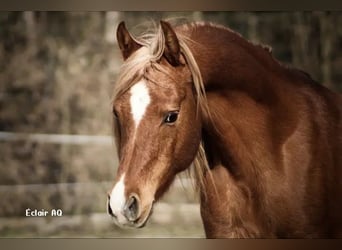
186,26,288,181
186,25,281,100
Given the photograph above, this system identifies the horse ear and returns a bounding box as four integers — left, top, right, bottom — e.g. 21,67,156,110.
116,21,142,60
160,20,181,66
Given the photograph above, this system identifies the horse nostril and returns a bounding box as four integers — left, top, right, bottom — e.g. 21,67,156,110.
107,195,115,217
123,194,139,222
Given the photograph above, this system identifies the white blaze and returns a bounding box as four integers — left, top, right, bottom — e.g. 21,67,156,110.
130,80,151,128
109,174,127,223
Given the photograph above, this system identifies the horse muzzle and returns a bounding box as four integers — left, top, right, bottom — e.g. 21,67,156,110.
107,193,152,228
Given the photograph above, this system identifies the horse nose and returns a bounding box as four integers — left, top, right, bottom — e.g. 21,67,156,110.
123,194,140,222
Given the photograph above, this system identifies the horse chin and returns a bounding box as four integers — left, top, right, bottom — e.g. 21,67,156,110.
134,202,154,228
113,202,154,229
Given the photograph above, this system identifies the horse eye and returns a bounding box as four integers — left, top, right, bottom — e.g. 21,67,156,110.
164,112,179,124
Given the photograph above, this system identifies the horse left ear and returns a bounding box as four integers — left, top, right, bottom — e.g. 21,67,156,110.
116,21,142,60
160,21,181,66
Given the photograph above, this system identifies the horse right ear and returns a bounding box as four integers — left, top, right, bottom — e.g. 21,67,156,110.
160,20,181,67
116,22,142,60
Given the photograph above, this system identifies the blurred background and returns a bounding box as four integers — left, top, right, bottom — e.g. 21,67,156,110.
0,11,341,238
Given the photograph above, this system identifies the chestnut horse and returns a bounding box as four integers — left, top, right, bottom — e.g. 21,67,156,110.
107,20,342,238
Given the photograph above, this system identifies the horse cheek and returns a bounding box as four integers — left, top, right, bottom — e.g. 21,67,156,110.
175,120,201,172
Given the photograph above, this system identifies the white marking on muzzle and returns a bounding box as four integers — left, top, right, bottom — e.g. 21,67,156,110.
130,80,151,128
109,174,127,223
